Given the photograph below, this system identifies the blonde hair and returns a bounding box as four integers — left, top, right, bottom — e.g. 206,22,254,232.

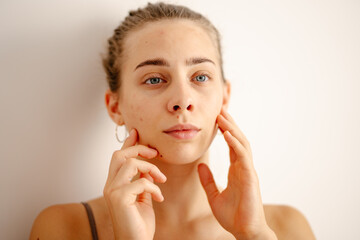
102,2,225,92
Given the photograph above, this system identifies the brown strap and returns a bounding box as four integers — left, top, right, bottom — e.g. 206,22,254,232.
81,202,99,240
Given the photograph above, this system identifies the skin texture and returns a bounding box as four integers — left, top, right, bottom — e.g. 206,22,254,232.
29,19,316,240
112,19,226,166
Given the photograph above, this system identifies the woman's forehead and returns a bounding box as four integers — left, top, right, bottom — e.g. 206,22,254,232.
122,19,220,69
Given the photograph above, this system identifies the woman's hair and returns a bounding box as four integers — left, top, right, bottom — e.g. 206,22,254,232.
102,2,225,93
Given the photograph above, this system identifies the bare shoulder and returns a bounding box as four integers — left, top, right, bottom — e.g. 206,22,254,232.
264,204,316,240
29,202,91,240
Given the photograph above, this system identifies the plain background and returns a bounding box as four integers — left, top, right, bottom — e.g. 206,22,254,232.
1,0,359,239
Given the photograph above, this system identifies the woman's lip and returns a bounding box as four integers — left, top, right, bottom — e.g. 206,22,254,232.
163,124,200,140
163,124,200,132
164,129,199,139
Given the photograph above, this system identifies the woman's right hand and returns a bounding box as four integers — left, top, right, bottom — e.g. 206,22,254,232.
103,128,167,240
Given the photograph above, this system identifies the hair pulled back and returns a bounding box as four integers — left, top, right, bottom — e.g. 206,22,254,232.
102,2,224,92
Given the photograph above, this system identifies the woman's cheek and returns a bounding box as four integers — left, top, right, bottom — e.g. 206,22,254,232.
204,91,223,116
122,103,147,131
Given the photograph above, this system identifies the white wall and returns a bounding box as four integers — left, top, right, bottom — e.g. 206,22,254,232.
0,0,359,239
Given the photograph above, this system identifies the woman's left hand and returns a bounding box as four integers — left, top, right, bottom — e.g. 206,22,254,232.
198,108,277,240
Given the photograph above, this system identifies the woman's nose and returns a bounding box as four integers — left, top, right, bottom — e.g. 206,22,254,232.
170,103,193,112
167,86,194,113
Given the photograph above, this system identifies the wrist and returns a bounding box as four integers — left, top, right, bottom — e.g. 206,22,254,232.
235,227,277,240
260,228,277,240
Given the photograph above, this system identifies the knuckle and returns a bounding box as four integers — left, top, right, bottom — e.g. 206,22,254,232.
112,150,125,161
125,157,136,166
138,178,148,185
138,178,154,189
148,164,157,173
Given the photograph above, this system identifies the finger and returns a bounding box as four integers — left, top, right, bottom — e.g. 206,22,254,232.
122,177,164,204
121,128,137,150
108,145,158,182
224,130,252,169
121,145,158,159
220,109,251,146
217,114,251,151
220,107,236,122
137,173,155,206
113,158,166,186
218,111,250,147
198,163,220,204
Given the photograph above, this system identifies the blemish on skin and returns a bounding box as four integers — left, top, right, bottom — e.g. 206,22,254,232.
140,117,143,122
176,116,179,119
160,155,163,157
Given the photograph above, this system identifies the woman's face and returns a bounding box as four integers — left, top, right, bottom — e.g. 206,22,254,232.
114,19,229,165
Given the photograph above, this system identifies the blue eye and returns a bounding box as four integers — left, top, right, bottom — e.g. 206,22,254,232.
145,77,163,85
195,75,208,82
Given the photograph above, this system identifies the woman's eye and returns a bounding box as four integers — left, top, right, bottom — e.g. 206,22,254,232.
194,74,209,82
145,77,164,85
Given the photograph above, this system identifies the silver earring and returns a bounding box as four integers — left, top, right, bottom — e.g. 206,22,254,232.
115,125,128,143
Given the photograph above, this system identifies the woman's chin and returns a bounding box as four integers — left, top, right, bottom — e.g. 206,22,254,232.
154,146,209,165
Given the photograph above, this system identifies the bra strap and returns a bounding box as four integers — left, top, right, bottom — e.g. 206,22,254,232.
81,202,99,240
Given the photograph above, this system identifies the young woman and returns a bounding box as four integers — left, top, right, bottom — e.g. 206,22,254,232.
30,3,316,240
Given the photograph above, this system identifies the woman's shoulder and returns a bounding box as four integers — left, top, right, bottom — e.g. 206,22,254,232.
263,204,316,240
29,202,92,240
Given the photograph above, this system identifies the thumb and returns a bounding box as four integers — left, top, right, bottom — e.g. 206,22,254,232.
198,163,220,204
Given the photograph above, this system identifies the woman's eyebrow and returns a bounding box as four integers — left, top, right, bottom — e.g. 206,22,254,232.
134,58,170,71
134,57,215,71
185,57,215,66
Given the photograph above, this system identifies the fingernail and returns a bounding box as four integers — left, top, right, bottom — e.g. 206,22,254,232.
224,130,231,137
148,146,158,154
161,172,167,181
129,129,135,136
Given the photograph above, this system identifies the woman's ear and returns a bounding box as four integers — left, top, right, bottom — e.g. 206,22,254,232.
222,80,231,110
105,89,124,125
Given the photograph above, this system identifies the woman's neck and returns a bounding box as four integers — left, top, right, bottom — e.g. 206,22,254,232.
147,152,213,226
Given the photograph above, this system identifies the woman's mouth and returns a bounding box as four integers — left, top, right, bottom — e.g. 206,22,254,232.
163,124,200,140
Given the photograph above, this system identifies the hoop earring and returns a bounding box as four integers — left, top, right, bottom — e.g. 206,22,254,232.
115,125,128,143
